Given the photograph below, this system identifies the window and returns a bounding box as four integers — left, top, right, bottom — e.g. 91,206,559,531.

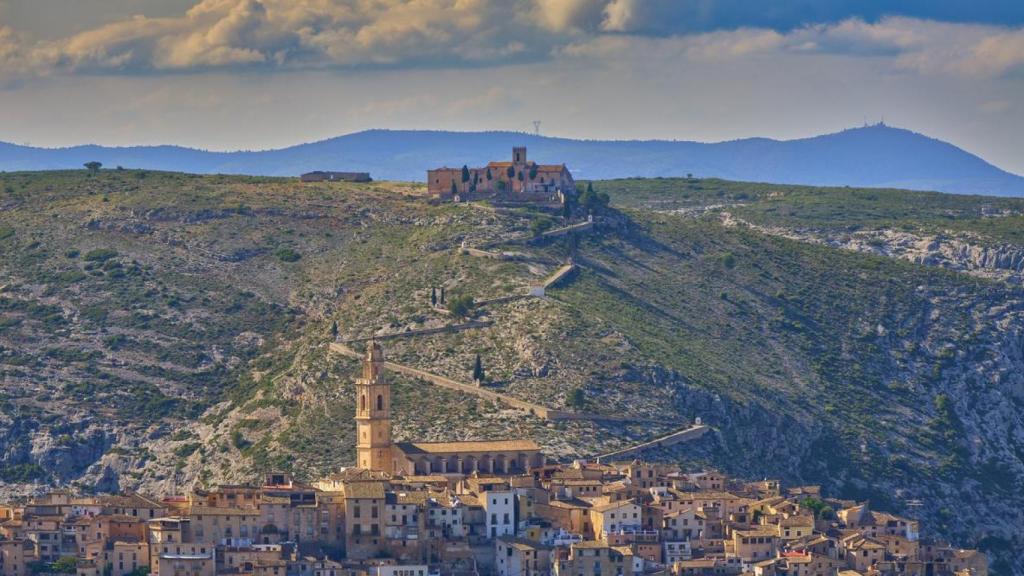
377,395,383,411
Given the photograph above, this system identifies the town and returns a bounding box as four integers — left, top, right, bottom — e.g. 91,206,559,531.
0,344,987,576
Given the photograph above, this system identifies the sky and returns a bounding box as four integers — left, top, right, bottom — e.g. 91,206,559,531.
0,0,1022,174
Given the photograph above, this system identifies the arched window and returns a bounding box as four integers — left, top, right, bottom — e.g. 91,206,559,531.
376,394,384,411
360,395,366,412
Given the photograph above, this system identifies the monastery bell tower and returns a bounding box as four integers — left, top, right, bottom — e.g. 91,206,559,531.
354,341,393,472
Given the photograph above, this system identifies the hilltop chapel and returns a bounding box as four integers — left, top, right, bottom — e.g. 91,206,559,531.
354,341,544,476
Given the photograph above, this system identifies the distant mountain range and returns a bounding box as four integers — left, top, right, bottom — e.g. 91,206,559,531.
2,124,1023,196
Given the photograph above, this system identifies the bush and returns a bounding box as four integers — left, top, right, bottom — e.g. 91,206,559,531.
275,248,301,262
446,295,475,318
52,557,78,574
83,248,119,262
0,227,14,241
231,430,251,450
174,443,201,458
0,462,46,483
530,218,554,237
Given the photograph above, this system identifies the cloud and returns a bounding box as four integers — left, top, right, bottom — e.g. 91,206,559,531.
0,0,1022,81
795,17,1024,78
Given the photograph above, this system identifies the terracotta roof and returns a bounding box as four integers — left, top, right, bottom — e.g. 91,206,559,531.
500,537,551,551
590,500,637,513
343,482,386,500
189,506,256,516
394,439,539,455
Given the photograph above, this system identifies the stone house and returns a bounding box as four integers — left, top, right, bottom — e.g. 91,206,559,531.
426,147,574,202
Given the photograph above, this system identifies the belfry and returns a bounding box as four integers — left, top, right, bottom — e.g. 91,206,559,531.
353,341,393,472
351,341,544,475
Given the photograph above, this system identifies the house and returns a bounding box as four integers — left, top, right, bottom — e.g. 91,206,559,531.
495,538,551,576
553,541,641,576
299,172,372,183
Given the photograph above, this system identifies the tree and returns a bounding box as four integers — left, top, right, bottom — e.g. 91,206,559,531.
330,320,338,339
579,182,609,213
431,287,437,307
529,165,538,180
450,180,458,196
446,295,475,318
486,167,492,181
461,165,470,183
84,161,102,173
568,388,585,409
472,354,485,383
506,166,515,179
52,557,78,574
517,171,524,182
440,286,446,304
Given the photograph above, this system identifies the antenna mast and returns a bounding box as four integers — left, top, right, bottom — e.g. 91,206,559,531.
532,120,542,136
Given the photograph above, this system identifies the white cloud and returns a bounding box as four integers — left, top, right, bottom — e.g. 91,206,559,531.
0,1,1021,83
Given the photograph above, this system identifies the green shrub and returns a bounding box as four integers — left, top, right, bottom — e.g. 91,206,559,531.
174,443,201,458
52,557,78,574
0,227,14,241
0,462,46,483
83,248,118,262
231,430,251,450
275,248,301,262
446,295,475,318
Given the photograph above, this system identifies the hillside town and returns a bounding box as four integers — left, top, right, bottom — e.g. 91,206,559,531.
0,344,988,576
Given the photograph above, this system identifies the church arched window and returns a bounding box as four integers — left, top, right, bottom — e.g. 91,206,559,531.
377,394,383,411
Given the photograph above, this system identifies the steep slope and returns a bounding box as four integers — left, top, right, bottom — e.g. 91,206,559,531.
1,172,1023,572
1,125,1022,195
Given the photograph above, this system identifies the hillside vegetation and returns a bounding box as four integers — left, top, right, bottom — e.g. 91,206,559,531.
1,171,1022,573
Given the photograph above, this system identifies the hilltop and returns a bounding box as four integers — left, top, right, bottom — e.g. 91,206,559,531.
2,124,1023,196
0,171,1022,572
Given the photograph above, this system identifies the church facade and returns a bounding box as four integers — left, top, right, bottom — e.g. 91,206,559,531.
426,147,574,201
353,341,545,475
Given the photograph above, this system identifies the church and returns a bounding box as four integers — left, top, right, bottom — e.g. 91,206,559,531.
354,341,545,476
426,146,575,201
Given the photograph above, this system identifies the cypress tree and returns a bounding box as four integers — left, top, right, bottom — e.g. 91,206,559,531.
450,180,458,195
473,354,484,382
431,287,437,307
461,165,470,183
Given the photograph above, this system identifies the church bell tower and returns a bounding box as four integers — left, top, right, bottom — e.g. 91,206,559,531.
354,341,393,472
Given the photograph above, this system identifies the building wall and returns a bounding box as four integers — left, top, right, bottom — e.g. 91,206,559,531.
0,540,28,576
106,542,149,576
345,497,384,560
482,491,515,539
